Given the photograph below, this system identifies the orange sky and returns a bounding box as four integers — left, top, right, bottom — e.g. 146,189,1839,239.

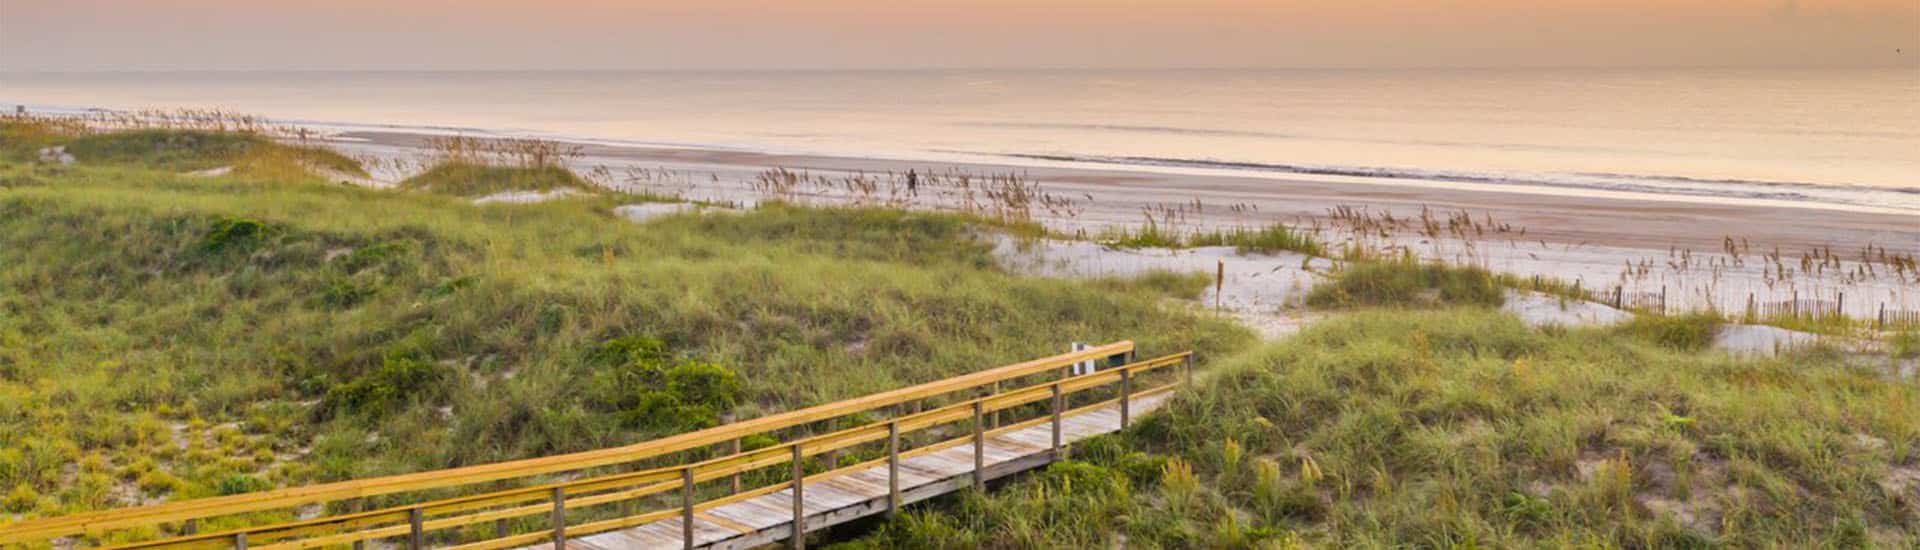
2,0,1915,70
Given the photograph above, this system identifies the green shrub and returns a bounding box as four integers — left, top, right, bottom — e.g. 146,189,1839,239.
324,353,448,419
1307,254,1503,308
200,217,270,252
666,361,742,409
1621,312,1723,351
2,483,38,513
215,474,272,496
64,129,266,170
1190,224,1326,256
397,162,592,197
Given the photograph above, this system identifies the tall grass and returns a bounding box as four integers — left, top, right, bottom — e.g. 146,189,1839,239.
0,124,1254,523
847,310,1920,547
1307,252,1505,308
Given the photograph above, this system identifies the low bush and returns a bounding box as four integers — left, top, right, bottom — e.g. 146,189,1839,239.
1620,312,1723,351
1306,254,1503,308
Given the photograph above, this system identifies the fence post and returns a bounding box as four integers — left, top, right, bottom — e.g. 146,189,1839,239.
683,466,696,550
990,379,1001,428
1659,285,1667,314
1793,290,1799,317
730,437,743,494
1836,292,1844,319
1614,286,1623,308
1050,382,1064,459
550,487,566,550
1747,292,1755,320
1183,353,1194,387
234,533,247,550
184,519,197,536
1879,302,1887,329
791,444,805,550
886,421,900,517
496,518,508,540
410,507,424,550
972,401,986,492
1119,367,1132,428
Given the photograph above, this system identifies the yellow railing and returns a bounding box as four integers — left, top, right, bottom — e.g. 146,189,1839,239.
2,342,1196,550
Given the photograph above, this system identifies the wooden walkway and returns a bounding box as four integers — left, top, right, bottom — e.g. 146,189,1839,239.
548,390,1172,550
3,342,1193,550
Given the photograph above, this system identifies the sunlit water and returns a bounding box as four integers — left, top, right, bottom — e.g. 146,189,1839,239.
3,68,1917,212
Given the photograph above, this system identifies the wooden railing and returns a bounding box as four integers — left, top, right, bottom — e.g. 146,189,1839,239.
2,341,1197,550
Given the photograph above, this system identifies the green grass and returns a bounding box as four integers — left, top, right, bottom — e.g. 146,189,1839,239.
1620,312,1725,352
1099,223,1326,256
1307,253,1505,308
0,125,1253,525
397,162,593,197
1189,224,1326,256
843,309,1920,548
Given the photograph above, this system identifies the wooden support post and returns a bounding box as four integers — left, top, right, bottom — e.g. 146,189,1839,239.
1183,354,1195,386
1119,367,1132,428
989,380,1001,428
1837,292,1845,319
886,421,900,517
550,487,566,550
791,444,805,550
234,533,247,550
730,438,743,494
351,501,366,550
1050,383,1063,458
495,518,509,539
184,519,197,536
409,507,424,550
682,466,696,550
971,401,986,492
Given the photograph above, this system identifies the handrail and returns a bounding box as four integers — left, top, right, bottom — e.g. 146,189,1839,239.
1,341,1142,545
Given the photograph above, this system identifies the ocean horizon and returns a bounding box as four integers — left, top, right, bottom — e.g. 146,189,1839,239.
5,66,1917,213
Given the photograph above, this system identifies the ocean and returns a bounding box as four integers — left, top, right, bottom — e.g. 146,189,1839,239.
3,68,1917,213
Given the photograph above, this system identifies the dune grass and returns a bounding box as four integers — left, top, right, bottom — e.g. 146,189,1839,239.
1098,222,1326,256
0,124,1252,525
1306,253,1506,308
841,309,1920,548
396,162,593,197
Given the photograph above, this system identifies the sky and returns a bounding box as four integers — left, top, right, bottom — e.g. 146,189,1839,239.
1,0,1916,71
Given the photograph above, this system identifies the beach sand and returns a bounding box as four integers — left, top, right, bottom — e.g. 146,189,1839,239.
329,130,1920,320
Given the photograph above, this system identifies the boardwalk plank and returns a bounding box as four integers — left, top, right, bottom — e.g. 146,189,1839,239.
518,394,1171,549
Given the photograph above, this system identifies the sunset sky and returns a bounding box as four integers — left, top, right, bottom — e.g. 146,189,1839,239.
2,0,1916,71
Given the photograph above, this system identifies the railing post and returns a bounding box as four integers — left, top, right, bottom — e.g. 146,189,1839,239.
730,437,744,494
972,401,986,492
683,466,697,550
886,420,900,517
989,380,1001,428
1183,354,1194,386
1120,367,1132,428
234,533,247,550
409,507,424,550
791,443,806,550
495,518,508,540
550,487,566,550
1050,382,1063,459
184,519,197,536
352,501,366,550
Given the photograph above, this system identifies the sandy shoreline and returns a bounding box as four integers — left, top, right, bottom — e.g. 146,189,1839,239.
324,129,1919,320
338,130,1918,256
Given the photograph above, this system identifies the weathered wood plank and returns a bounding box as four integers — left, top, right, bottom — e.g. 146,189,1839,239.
531,391,1176,549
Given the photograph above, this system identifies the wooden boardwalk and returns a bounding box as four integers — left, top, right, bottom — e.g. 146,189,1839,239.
546,390,1172,550
5,343,1192,550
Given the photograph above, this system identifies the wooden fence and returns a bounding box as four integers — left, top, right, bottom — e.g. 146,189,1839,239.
1,341,1195,550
